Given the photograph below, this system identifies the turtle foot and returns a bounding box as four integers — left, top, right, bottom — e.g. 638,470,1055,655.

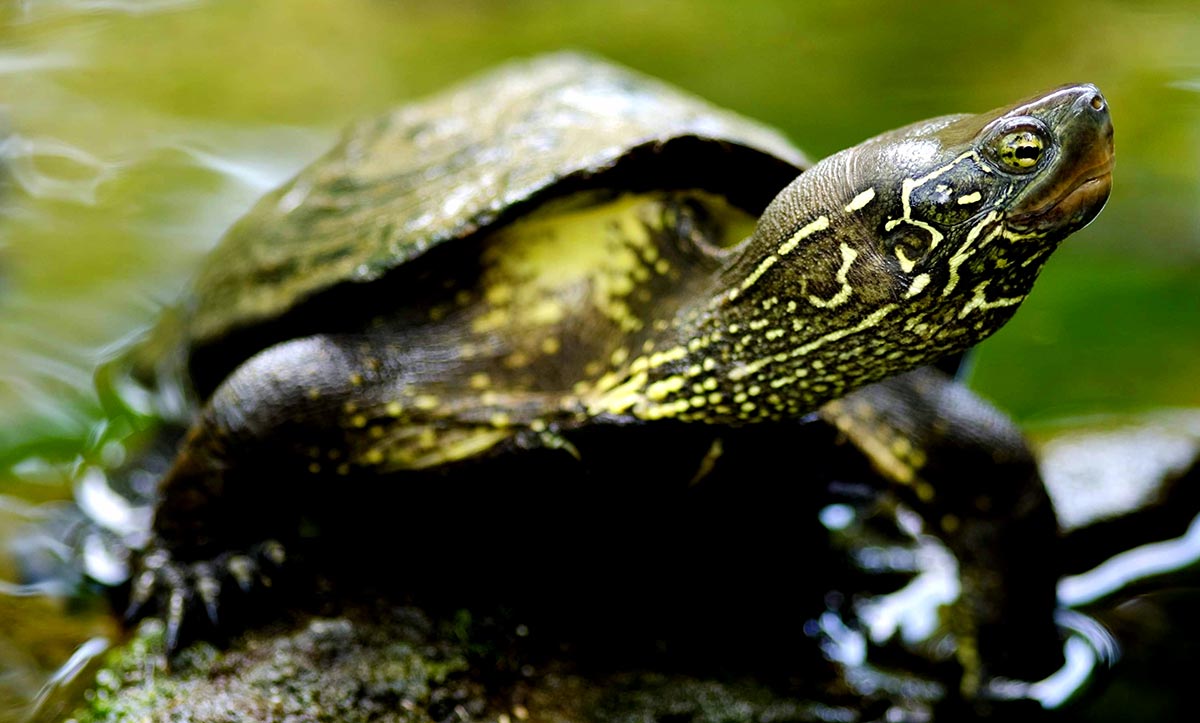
124,539,287,653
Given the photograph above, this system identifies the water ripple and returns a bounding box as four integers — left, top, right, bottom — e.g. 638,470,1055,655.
10,0,202,23
0,52,76,76
0,134,118,206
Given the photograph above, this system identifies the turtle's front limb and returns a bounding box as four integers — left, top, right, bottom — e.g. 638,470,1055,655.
123,336,367,650
121,332,530,651
123,412,294,652
820,367,1062,691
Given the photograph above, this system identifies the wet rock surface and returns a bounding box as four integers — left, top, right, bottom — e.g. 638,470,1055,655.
51,601,946,723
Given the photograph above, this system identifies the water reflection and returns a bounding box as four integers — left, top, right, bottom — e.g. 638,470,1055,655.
24,637,109,723
7,0,202,23
1060,512,1200,606
0,118,329,457
0,134,116,206
0,51,75,76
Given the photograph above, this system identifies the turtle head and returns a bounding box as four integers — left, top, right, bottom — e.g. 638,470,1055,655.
730,84,1113,357
862,84,1114,338
851,83,1114,287
675,86,1113,421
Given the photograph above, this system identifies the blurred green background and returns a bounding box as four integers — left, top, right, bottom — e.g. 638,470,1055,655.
0,0,1198,716
1,0,1199,460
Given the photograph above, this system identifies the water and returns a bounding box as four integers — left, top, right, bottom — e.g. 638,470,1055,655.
1,0,1199,719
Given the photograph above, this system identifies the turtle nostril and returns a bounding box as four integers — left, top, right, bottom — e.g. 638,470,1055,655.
1090,94,1105,112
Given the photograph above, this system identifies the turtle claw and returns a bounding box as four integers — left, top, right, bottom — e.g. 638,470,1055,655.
124,568,158,622
123,540,288,653
260,539,287,568
165,583,187,654
226,554,256,593
193,562,221,627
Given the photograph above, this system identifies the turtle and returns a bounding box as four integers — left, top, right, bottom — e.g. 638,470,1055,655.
105,53,1113,684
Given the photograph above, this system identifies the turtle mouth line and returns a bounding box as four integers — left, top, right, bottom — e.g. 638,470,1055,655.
1011,168,1113,232
1053,170,1112,218
1074,173,1111,195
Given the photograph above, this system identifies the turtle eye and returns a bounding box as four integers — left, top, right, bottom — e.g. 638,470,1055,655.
996,130,1045,173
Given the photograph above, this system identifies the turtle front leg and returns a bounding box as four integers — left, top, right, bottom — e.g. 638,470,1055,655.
124,413,292,652
820,367,1062,691
121,331,502,651
122,336,362,651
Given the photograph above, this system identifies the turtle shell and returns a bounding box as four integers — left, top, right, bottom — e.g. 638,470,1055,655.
160,53,809,396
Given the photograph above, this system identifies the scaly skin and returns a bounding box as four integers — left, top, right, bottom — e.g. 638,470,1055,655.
126,83,1112,687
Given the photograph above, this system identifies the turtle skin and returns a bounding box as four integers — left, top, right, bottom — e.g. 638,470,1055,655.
110,55,1112,689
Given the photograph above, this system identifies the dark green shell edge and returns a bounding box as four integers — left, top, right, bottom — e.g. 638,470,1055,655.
181,52,809,354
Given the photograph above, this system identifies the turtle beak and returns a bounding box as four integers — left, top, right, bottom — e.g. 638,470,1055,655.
1008,85,1115,235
